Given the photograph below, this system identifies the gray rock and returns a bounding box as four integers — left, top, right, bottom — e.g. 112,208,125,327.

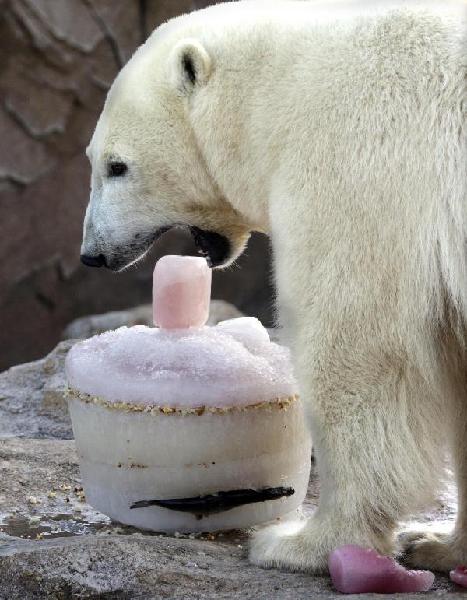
23,0,103,53
0,340,74,440
0,109,53,185
4,77,73,136
87,0,142,65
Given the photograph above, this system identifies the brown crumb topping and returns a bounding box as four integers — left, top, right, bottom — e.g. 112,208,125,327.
65,388,299,416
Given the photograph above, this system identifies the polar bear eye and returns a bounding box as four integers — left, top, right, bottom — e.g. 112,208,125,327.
107,161,128,178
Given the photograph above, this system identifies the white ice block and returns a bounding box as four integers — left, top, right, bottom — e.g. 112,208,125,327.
68,393,311,533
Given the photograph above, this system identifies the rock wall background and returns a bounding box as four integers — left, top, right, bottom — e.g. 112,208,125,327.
0,0,274,371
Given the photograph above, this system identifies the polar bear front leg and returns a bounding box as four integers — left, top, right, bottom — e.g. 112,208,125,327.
250,322,442,573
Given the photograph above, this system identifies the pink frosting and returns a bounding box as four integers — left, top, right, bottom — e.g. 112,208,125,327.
329,545,435,594
450,565,467,588
153,255,211,329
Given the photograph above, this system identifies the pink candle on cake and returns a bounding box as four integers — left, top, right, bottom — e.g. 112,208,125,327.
153,255,211,329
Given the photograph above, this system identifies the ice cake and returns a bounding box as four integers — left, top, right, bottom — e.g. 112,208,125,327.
66,255,311,532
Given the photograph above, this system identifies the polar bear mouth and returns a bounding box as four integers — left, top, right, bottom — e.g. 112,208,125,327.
188,226,231,268
153,225,231,268
81,225,231,271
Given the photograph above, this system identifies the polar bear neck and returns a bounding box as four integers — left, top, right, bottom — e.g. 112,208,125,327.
166,0,465,233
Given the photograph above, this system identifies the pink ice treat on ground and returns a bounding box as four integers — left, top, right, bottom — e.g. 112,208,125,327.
450,565,467,588
153,255,212,329
329,545,435,594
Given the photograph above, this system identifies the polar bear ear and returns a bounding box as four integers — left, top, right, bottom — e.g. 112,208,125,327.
170,39,212,93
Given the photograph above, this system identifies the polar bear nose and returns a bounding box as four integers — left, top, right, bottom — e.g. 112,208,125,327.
80,253,107,268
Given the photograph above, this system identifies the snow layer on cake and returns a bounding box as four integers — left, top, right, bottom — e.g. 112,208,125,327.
65,317,297,407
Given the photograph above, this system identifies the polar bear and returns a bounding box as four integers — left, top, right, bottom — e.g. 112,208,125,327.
80,0,467,573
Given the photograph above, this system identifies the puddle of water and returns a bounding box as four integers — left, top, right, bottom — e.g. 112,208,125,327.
0,510,251,546
0,509,247,544
0,513,110,540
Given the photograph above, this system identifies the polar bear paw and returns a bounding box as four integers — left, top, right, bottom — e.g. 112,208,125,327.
249,521,330,573
401,531,465,572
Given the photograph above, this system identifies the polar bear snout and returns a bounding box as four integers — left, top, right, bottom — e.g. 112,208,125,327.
80,226,169,272
80,253,107,268
80,224,237,272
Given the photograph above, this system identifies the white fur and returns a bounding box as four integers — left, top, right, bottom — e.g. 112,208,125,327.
82,0,467,572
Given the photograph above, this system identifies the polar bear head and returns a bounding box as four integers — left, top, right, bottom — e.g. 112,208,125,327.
81,10,255,271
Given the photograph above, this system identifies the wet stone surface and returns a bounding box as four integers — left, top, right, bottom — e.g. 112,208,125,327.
0,331,462,599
